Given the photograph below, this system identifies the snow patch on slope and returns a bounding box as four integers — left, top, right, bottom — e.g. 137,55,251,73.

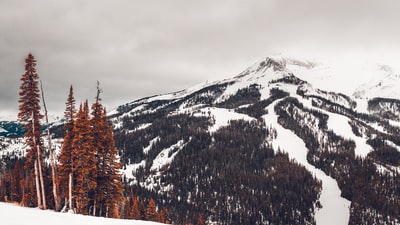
150,139,185,172
0,138,25,158
354,72,400,99
264,103,350,225
123,160,146,181
194,107,254,132
143,137,160,155
324,112,372,157
297,96,372,157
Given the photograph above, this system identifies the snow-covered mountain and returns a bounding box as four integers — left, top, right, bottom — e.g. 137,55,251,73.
263,56,400,100
1,56,399,225
354,71,400,99
106,56,399,224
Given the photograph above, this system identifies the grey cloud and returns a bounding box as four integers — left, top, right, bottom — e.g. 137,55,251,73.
1,0,400,118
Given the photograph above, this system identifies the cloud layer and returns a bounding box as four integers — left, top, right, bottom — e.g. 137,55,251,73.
1,0,400,117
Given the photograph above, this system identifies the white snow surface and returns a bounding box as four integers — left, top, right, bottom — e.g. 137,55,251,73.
0,127,7,133
324,111,372,157
123,160,146,180
0,202,164,225
0,138,24,158
194,107,254,132
150,139,185,171
298,95,372,158
285,56,400,99
264,103,350,225
143,137,160,155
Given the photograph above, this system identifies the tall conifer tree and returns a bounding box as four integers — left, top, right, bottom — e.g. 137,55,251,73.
18,53,46,208
132,197,141,220
145,198,158,221
71,101,97,215
58,85,76,210
11,159,23,203
91,82,124,218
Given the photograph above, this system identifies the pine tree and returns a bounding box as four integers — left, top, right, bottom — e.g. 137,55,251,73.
158,208,171,224
58,85,76,211
11,159,23,202
72,101,97,215
91,82,124,218
145,198,158,221
158,208,165,223
102,120,124,217
123,189,135,219
197,214,204,225
18,53,46,209
132,197,141,220
90,86,106,216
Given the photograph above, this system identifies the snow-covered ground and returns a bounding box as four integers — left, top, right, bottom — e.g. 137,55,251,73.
0,202,164,225
298,95,373,158
150,139,185,172
194,107,254,132
264,103,351,225
324,111,372,157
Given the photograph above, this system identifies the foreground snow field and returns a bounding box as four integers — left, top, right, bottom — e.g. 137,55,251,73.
0,202,164,225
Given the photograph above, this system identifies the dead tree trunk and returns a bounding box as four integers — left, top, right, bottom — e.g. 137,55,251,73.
34,160,42,208
69,173,73,212
40,81,60,211
32,111,46,210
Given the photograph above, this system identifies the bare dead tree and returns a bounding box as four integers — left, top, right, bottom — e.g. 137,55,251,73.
40,81,60,211
32,111,46,209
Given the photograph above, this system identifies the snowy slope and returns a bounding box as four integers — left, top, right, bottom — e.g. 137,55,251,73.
264,103,351,225
284,56,400,99
2,55,400,224
353,69,400,99
0,202,164,225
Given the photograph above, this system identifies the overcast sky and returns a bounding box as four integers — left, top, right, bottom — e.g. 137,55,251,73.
1,0,400,118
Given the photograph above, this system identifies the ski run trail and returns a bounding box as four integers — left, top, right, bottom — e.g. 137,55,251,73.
264,103,350,225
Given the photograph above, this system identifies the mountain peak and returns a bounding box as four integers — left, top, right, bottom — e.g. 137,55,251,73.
233,56,318,88
261,57,287,71
257,56,318,72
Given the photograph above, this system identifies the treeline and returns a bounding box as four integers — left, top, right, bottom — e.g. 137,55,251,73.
297,85,357,109
116,114,322,224
120,189,172,224
216,83,261,109
162,120,321,224
0,53,172,223
307,94,400,167
368,97,400,121
269,73,307,85
236,88,289,119
309,94,400,135
275,97,400,224
57,85,124,217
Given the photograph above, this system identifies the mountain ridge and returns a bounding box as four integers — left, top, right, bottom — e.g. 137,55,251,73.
106,56,399,224
1,56,399,224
